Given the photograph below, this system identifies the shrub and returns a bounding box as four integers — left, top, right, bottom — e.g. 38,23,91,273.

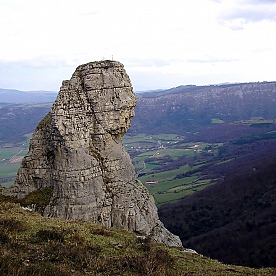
90,227,114,237
0,231,10,244
96,248,174,275
36,229,65,243
19,186,53,214
0,218,26,232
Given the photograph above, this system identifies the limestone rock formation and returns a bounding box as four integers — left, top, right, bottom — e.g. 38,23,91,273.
5,60,182,247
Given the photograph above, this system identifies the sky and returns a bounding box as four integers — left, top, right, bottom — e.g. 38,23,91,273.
1,0,276,92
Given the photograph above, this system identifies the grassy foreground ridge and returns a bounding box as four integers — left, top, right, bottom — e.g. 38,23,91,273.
0,197,275,275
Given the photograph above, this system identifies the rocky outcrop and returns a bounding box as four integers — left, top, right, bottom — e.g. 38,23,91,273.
4,60,182,247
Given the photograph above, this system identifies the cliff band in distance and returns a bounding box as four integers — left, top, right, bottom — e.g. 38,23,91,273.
5,60,182,247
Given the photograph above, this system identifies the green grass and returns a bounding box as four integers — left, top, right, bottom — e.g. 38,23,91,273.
168,179,211,193
155,148,193,159
145,177,212,206
146,176,197,193
216,158,236,165
0,198,275,275
212,118,224,124
143,163,160,172
1,181,15,188
154,189,195,205
133,150,157,159
150,133,182,141
0,162,21,188
0,163,21,177
0,147,25,160
139,164,191,183
123,133,184,150
234,118,276,126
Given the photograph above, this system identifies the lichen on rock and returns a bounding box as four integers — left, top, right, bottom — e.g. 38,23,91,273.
3,60,182,247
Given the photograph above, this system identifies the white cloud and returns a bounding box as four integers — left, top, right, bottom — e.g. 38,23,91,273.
217,0,276,30
187,57,239,64
1,0,276,91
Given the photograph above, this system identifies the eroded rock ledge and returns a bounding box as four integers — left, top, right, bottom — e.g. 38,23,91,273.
3,60,182,247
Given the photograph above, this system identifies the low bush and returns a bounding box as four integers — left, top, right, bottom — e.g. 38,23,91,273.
0,218,26,232
35,229,65,243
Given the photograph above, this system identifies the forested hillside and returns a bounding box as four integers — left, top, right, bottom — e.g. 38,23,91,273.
159,146,276,268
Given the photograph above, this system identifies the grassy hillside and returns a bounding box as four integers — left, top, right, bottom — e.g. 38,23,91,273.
0,196,276,276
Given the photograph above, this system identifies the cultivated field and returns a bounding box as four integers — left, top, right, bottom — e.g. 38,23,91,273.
123,133,220,206
0,134,30,187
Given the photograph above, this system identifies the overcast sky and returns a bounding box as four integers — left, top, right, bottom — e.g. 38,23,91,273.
1,0,276,92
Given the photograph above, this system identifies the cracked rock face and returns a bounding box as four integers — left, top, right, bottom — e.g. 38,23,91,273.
5,60,182,247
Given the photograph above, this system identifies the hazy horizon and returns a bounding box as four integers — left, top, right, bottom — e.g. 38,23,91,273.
1,0,276,91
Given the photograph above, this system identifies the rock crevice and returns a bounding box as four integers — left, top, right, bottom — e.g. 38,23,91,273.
4,60,182,247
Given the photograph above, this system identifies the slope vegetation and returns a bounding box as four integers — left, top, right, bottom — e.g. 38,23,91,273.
0,196,275,276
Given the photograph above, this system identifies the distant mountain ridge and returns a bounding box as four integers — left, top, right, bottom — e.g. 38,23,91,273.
0,103,52,144
131,81,276,135
1,81,276,143
0,88,57,103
